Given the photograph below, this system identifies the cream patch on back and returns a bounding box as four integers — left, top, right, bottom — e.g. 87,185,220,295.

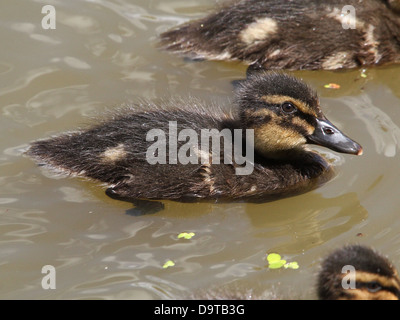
364,24,382,63
200,163,216,194
101,144,127,162
239,17,278,45
322,51,355,69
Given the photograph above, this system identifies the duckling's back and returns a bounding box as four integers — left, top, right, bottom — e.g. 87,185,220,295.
27,101,239,200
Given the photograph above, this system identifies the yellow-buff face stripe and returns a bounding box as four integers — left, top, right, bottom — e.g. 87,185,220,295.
261,95,318,117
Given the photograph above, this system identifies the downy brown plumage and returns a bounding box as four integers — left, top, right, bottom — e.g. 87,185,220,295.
26,72,362,204
318,245,400,300
159,0,400,70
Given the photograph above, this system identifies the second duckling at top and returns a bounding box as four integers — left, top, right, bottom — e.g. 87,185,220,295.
159,0,400,70
26,72,362,203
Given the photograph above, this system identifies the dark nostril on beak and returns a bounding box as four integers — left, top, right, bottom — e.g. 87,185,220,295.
323,127,335,135
308,118,362,155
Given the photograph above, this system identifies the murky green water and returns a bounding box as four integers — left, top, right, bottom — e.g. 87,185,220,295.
1,0,400,299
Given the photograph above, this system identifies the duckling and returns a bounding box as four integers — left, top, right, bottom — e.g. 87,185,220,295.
26,72,362,204
159,0,400,70
191,245,400,300
318,245,400,300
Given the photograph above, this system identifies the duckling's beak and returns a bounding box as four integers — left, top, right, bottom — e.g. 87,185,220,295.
307,118,363,155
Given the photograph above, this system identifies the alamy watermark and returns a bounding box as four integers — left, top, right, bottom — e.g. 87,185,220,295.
341,5,356,29
341,264,356,289
41,5,56,30
145,121,255,175
41,265,56,289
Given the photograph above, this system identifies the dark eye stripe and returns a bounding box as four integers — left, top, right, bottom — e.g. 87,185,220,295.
276,119,310,137
357,281,400,296
246,113,272,126
296,111,316,126
252,102,317,131
274,103,316,126
260,95,318,118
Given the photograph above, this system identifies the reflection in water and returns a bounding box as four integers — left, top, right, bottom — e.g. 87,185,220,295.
341,90,400,157
245,191,368,253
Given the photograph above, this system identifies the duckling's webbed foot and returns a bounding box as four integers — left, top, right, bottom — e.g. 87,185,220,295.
106,187,164,215
183,56,205,63
126,200,165,216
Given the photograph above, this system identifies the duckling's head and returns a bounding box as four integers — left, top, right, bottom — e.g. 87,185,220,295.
236,72,363,158
317,245,400,300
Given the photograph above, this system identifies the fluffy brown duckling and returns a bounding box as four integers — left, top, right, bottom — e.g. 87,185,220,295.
192,245,400,300
318,245,400,300
159,0,400,70
26,72,362,205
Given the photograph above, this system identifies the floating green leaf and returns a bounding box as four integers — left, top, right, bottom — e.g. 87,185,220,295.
267,253,299,270
267,253,281,263
284,261,299,269
162,260,175,269
269,260,287,269
178,232,195,239
267,253,286,269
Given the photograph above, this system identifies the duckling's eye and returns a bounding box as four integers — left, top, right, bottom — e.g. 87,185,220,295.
365,281,382,293
281,102,297,114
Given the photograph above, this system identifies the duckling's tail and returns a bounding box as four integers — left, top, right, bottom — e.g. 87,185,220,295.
26,126,144,187
159,20,236,62
159,24,205,60
26,132,92,178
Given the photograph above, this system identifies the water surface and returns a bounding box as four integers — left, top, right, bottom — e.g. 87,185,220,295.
1,0,400,299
